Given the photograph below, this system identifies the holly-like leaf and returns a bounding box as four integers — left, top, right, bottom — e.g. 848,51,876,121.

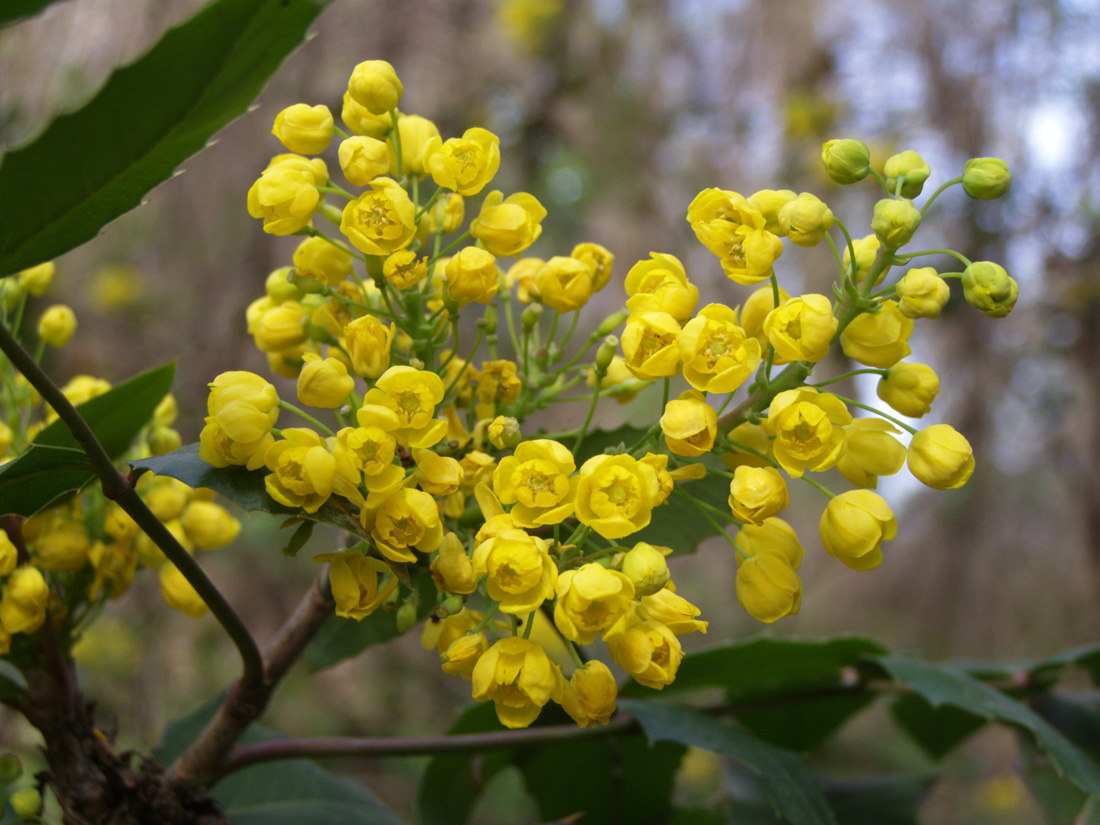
0,0,331,275
0,444,92,517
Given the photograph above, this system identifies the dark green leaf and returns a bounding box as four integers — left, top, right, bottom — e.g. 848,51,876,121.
733,691,876,753
889,693,987,760
0,444,92,517
131,443,369,542
622,700,837,825
1019,734,1100,825
305,567,436,672
873,656,1100,799
669,809,725,825
34,362,175,459
282,520,314,557
823,774,936,825
155,696,406,825
1031,692,1100,757
0,0,70,28
0,0,330,275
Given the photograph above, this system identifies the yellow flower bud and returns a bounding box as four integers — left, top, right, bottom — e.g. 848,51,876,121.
429,192,465,234
843,234,890,285
565,660,618,727
423,127,501,196
0,531,16,576
388,114,439,178
840,300,913,368
739,283,790,354
348,60,403,115
624,253,699,324
180,501,241,549
444,247,500,305
821,139,871,185
442,633,489,679
871,198,921,247
636,588,708,635
819,489,896,571
414,449,464,496
472,637,557,728
253,301,309,352
766,388,851,478
895,267,951,319
297,353,355,409
660,390,717,458
575,454,663,539
340,178,417,256
779,192,834,246
620,542,670,596
962,157,1011,200
264,268,299,304
470,191,547,258
763,294,838,363
571,242,615,292
747,189,796,235
37,304,77,347
884,150,931,198
430,532,477,595
907,424,974,490
621,312,683,380
736,517,804,569
679,303,761,393
836,419,906,488
246,157,324,235
367,487,444,562
272,103,334,155
736,551,801,623
553,562,634,644
338,135,390,186
877,362,939,418
0,566,49,634
315,550,397,621
536,256,593,313
159,563,208,618
343,314,394,380
728,465,788,524
484,415,517,450
962,261,1018,318
17,261,54,296
341,91,391,139
606,617,682,690
32,521,90,572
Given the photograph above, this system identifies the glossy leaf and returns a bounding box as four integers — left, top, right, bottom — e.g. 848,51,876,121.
0,444,92,517
889,693,987,760
0,0,330,275
734,691,877,753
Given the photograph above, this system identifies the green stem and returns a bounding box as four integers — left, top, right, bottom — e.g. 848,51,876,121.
801,475,836,499
559,332,600,373
428,230,472,266
825,233,844,279
522,611,535,639
443,327,483,400
317,185,354,200
662,378,670,409
333,125,350,140
468,601,501,635
414,187,443,222
919,176,963,216
572,367,606,454
279,400,337,437
811,368,888,388
566,640,586,669
868,168,891,195
893,248,972,268
306,226,367,262
554,311,580,359
673,489,741,549
831,394,918,435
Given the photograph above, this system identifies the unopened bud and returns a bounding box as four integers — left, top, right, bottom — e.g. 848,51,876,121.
396,601,418,633
441,595,465,617
521,304,542,331
489,415,522,449
10,787,42,820
148,426,182,456
962,157,1011,200
883,150,931,198
319,202,345,226
0,754,22,783
596,335,618,372
265,267,300,303
408,358,425,370
821,138,871,185
596,309,629,337
482,303,497,335
962,261,1018,318
871,199,921,247
289,272,325,294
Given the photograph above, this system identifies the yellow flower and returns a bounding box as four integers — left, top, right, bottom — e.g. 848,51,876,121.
387,114,439,179
158,564,208,618
460,451,496,493
778,192,834,246
272,104,333,155
252,301,309,353
348,60,403,115
571,242,615,292
505,257,543,304
264,428,339,515
639,453,674,506
492,439,577,527
424,127,502,196
836,419,906,488
536,256,593,313
871,198,921,247
199,371,279,470
37,305,76,347
364,366,447,448
843,234,890,285
636,589,708,635
445,247,500,305
553,563,635,644
620,543,670,596
87,541,137,601
0,532,16,576
343,314,394,380
621,312,682,380
338,136,390,186
179,501,241,550
575,454,663,539
246,156,325,235
819,489,896,571
907,424,974,490
476,360,522,418
660,390,717,457
340,178,417,256
624,253,699,324
430,532,477,595
30,520,89,572
442,634,490,679
736,551,801,623
297,353,355,409
17,261,55,296
720,421,773,470
762,294,838,363
766,387,851,478
340,91,391,139
382,250,427,290
414,449,465,496
678,304,761,393
0,566,49,634
421,608,482,654
561,661,618,728
896,267,951,319
821,139,871,185
472,527,556,614
141,477,192,521
877,362,939,417
728,466,788,524
472,637,557,729
293,237,354,287
736,517,804,569
739,283,790,356
199,418,274,471
747,189,796,235
685,188,783,282
606,617,682,690
332,410,404,500
470,190,547,257
366,487,444,563
840,300,913,368
429,192,465,234
314,550,397,620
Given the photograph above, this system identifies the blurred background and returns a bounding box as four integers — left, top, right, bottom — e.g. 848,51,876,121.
2,0,1100,822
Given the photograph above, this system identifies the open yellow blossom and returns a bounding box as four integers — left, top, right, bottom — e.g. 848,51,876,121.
472,527,556,614
819,489,896,571
430,532,477,595
414,450,464,496
383,250,427,291
766,387,851,478
621,312,682,380
264,428,336,514
365,487,444,563
736,517,804,569
678,304,761,393
840,300,913,368
424,127,501,195
686,187,782,283
364,366,447,448
606,617,682,690
575,454,663,539
736,551,801,623
472,637,557,729
624,253,699,324
476,360,522,418
536,256,593,313
492,439,577,527
572,242,615,292
553,563,635,644
877,362,939,417
340,178,417,256
314,551,397,620
445,247,500,305
636,589,708,635
659,390,717,457
907,424,974,490
460,451,496,493
763,294,838,363
330,405,404,497
470,191,547,257
728,466,789,524
836,419,907,488
272,104,333,155
199,418,274,471
344,315,394,380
